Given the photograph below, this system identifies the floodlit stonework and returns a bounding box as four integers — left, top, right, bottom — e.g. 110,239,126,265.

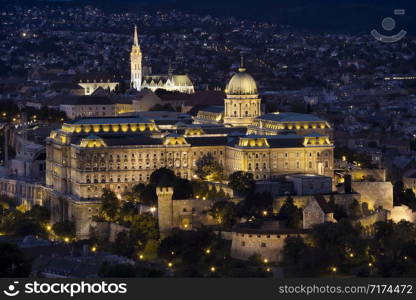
130,26,194,94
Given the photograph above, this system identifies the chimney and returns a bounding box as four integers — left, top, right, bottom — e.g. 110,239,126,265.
344,175,352,194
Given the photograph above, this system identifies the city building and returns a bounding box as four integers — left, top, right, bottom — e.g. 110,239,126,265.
131,26,194,94
41,66,335,237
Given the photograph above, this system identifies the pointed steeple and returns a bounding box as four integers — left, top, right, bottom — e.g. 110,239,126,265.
239,54,246,72
168,60,173,77
133,25,139,47
131,25,142,91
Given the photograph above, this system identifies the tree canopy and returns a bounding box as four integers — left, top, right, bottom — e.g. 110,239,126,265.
100,188,120,221
228,171,255,195
195,153,224,181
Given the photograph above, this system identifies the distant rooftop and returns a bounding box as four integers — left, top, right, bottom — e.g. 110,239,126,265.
198,105,224,113
257,112,326,123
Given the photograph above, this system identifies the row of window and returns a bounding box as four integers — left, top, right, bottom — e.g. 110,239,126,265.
84,171,190,184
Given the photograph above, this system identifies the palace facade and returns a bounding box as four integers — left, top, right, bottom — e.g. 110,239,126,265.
41,55,335,238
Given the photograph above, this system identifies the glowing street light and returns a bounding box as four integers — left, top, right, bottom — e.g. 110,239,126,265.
331,266,337,273
64,237,70,243
168,262,173,268
263,258,269,264
205,249,211,254
91,246,97,252
139,254,144,260
210,266,216,272
262,210,268,216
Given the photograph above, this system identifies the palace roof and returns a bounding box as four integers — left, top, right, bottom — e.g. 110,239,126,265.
257,112,326,123
68,116,152,125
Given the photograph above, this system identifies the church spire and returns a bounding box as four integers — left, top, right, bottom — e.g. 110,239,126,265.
133,25,139,47
131,25,142,91
168,60,173,77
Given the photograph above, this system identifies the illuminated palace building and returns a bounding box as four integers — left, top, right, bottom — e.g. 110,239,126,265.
46,64,334,201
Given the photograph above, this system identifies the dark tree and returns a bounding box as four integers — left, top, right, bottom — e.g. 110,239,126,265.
112,231,136,258
277,196,302,229
209,200,238,230
173,178,193,199
228,171,255,195
239,191,273,218
25,205,50,224
149,168,176,187
130,213,159,242
195,153,224,181
100,188,120,221
158,229,215,264
120,201,138,221
0,243,31,277
16,220,45,237
139,185,157,207
52,221,76,239
282,236,308,265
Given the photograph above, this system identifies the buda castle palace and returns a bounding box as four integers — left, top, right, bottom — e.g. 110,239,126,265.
2,27,335,239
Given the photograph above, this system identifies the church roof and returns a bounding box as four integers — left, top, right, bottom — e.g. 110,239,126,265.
142,74,193,87
171,75,193,87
